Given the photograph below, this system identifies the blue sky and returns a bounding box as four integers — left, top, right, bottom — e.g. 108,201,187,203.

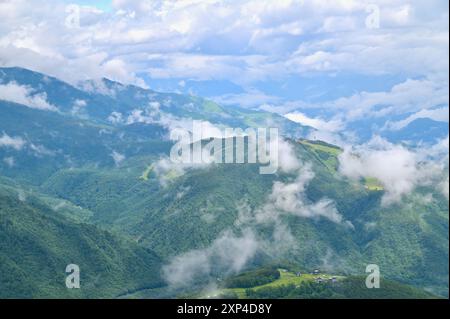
0,0,448,140
66,0,112,11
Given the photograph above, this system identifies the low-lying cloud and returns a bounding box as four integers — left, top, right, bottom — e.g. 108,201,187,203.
255,165,348,226
162,156,352,288
0,82,57,111
0,132,26,150
285,112,344,133
338,136,449,205
162,229,259,288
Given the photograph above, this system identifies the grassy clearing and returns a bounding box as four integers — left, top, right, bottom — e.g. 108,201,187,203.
202,100,223,113
299,139,342,172
211,270,344,299
364,177,384,191
299,140,342,156
139,164,154,181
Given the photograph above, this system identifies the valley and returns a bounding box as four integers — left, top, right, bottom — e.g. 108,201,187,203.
0,67,448,299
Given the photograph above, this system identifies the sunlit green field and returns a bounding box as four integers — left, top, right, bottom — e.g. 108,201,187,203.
364,177,384,191
208,270,344,299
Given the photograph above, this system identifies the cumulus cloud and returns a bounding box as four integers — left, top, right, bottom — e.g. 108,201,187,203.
0,82,57,111
0,0,447,89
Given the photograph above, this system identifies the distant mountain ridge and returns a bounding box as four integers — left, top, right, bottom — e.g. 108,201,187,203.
0,67,313,138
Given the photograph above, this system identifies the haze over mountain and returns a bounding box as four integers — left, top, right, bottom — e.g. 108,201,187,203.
0,67,448,298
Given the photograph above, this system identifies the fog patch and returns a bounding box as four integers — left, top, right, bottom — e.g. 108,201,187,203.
111,151,125,166
152,153,211,187
30,143,55,157
256,165,350,226
0,82,57,111
162,229,259,288
17,189,26,202
277,138,301,173
338,136,449,205
0,133,26,150
71,99,87,115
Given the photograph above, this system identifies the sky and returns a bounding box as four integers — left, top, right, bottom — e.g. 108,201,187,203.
0,0,448,139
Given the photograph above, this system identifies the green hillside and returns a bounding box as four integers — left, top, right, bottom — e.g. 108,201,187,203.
0,67,448,299
184,267,436,299
243,274,437,299
0,181,163,298
38,137,449,296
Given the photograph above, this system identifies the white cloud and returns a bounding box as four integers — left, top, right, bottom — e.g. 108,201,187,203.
29,143,55,157
107,111,124,124
0,82,57,111
427,135,450,159
162,139,353,289
277,138,302,173
273,76,449,140
0,0,447,149
285,112,344,132
152,157,188,187
384,107,449,131
328,78,449,123
71,99,87,114
0,133,26,150
152,154,211,187
162,229,259,288
338,136,449,205
0,0,446,88
111,150,125,166
255,165,349,225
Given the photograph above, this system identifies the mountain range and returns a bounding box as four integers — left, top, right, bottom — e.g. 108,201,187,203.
0,67,448,298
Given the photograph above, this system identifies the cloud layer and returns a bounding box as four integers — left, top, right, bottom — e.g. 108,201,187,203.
338,136,449,205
